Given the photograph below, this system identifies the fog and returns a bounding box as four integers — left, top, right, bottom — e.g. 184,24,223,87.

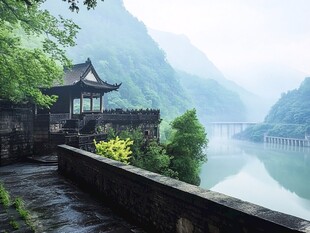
124,0,310,102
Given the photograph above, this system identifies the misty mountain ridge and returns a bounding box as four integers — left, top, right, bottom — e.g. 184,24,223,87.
44,0,191,119
177,70,246,123
149,29,248,93
149,29,274,121
149,29,227,83
226,62,309,101
44,0,251,122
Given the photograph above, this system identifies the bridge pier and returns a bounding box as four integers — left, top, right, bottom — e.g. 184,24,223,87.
264,135,310,148
207,122,257,139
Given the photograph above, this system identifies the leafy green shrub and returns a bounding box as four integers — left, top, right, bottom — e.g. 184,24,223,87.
108,128,145,165
94,137,133,164
167,109,208,185
0,183,10,207
135,141,178,178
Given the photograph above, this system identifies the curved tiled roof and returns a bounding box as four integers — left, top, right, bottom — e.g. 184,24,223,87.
54,58,121,92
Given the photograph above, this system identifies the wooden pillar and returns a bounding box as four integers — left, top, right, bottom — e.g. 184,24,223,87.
80,92,83,114
69,93,72,119
100,94,103,113
90,93,94,112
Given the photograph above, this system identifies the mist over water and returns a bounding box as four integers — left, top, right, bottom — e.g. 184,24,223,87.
200,138,310,221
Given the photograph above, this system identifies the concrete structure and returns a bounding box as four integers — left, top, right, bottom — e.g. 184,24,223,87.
207,122,257,139
58,145,310,233
264,135,310,147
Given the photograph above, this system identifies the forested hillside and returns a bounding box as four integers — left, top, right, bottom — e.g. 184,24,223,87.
45,0,250,122
265,77,310,124
235,77,310,142
45,0,190,119
149,29,268,121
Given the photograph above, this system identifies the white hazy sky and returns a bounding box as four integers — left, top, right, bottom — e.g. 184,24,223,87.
123,0,310,96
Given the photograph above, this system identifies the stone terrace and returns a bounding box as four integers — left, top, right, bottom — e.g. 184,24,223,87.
0,162,145,233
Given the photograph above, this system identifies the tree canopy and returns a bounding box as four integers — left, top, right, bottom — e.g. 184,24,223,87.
167,109,208,185
265,77,310,124
0,0,79,107
20,0,103,12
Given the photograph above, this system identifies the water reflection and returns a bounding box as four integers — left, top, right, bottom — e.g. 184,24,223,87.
200,138,310,221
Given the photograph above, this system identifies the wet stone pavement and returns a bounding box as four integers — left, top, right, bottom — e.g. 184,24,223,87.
0,162,146,233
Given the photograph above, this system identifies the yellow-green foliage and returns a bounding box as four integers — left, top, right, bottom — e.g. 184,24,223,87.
94,137,133,164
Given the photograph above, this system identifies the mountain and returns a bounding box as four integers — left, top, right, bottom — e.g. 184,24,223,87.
177,71,246,124
235,78,310,142
44,0,190,119
149,29,227,82
44,0,252,122
265,77,310,124
149,29,268,121
226,62,309,102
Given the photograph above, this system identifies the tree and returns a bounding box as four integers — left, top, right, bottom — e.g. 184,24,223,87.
135,141,178,178
107,128,145,165
167,109,208,185
21,0,104,12
0,0,79,107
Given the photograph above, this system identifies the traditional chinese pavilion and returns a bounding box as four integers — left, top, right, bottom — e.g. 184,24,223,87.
34,59,160,154
42,58,121,118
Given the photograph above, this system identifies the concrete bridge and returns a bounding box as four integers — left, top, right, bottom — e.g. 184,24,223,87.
264,135,310,148
206,122,257,139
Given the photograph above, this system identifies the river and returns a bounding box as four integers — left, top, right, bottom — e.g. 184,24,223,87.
200,138,310,221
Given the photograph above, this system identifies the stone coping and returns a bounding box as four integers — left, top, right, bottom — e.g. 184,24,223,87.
58,145,310,233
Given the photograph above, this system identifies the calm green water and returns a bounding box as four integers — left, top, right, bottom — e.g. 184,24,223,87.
200,138,310,221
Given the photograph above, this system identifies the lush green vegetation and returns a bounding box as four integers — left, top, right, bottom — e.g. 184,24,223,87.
94,137,133,164
235,123,309,142
0,0,79,107
0,183,34,231
167,109,208,185
99,109,208,185
265,77,310,124
235,78,310,142
57,0,190,119
0,183,10,207
19,0,101,12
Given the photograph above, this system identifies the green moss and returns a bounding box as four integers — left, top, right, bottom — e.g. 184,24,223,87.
10,219,20,230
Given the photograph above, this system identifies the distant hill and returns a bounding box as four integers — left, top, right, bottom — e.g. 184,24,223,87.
265,77,310,124
149,29,268,121
227,62,308,101
177,71,246,124
149,29,227,82
235,77,310,142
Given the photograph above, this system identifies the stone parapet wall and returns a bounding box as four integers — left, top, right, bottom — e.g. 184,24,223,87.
0,101,33,165
58,145,310,233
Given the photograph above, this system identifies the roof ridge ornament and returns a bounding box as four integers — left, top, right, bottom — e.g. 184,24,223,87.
86,58,91,63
